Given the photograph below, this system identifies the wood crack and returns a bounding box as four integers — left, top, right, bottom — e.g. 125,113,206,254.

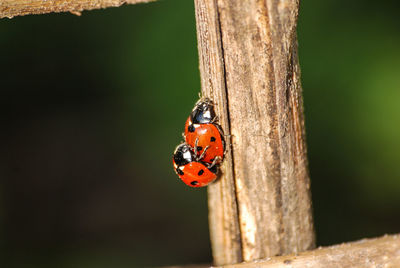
214,0,244,262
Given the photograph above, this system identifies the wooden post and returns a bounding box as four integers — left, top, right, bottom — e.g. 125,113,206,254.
194,0,315,265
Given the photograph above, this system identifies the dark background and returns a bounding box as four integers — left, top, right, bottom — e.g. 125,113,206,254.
1,0,400,267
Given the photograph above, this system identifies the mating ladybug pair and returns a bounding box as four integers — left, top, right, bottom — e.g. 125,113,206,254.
172,98,225,188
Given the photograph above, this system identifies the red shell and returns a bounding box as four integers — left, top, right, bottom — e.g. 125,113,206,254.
173,159,217,187
184,117,224,164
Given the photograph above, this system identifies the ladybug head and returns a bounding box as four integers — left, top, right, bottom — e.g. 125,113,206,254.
190,98,216,124
173,143,195,166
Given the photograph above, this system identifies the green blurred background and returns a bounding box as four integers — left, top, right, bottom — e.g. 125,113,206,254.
1,0,399,267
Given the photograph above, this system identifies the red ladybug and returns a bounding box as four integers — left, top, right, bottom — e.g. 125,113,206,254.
184,98,224,165
173,143,218,187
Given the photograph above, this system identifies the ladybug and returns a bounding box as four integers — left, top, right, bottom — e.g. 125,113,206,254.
173,143,218,188
184,98,224,165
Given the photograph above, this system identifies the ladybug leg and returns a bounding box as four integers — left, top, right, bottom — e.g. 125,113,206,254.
223,139,230,155
197,145,209,161
207,156,222,169
194,137,209,161
210,115,219,124
224,146,229,156
194,137,199,155
221,132,232,155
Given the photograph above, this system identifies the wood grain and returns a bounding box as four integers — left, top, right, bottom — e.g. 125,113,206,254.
0,0,154,19
195,0,242,265
194,0,315,265
168,234,400,268
221,234,400,268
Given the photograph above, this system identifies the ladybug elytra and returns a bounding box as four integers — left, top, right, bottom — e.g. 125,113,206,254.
173,143,218,187
184,98,224,165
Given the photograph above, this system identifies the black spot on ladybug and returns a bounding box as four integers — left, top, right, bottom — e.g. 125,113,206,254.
198,169,204,176
188,125,195,133
197,146,203,152
191,181,198,186
176,168,184,175
210,136,216,142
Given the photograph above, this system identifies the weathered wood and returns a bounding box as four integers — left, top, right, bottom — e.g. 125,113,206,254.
194,0,315,265
169,234,400,268
195,0,242,265
0,0,154,19
222,234,400,268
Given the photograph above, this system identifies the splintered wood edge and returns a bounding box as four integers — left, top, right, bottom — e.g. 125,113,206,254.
166,234,400,268
0,0,155,19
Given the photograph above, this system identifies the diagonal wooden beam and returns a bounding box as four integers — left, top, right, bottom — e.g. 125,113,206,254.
222,234,400,268
0,0,155,19
169,234,400,268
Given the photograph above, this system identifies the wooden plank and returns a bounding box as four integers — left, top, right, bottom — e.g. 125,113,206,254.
168,234,400,268
222,234,400,268
0,0,154,19
194,0,315,265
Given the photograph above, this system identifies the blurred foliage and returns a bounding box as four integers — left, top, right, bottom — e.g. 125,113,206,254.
0,0,399,267
299,0,400,245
